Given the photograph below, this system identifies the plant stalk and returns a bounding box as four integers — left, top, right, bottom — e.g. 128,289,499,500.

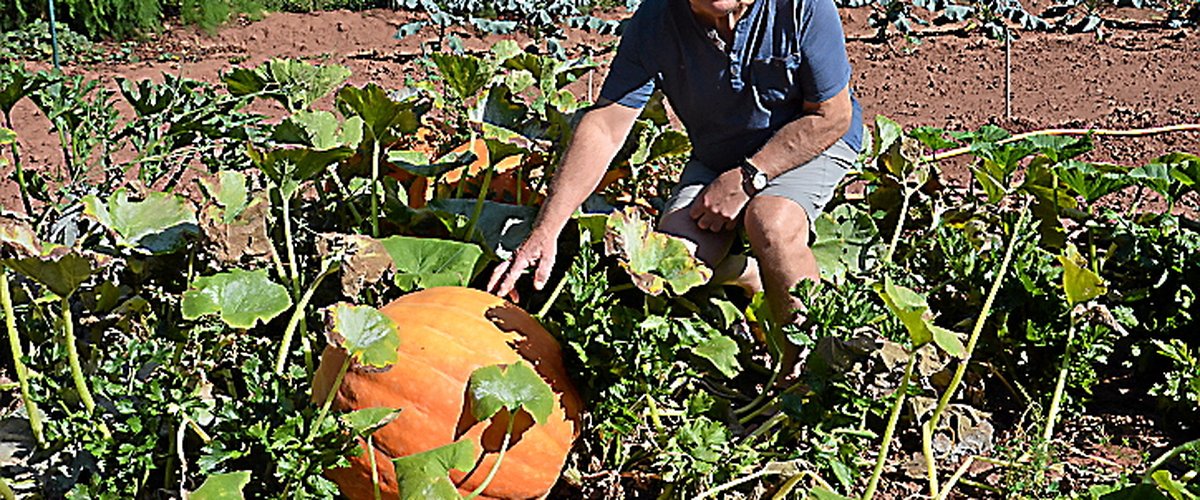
1042,314,1076,443
1143,438,1200,481
371,140,380,237
274,261,336,375
369,435,382,500
862,353,917,500
4,114,33,214
62,296,96,414
309,355,350,442
924,201,1029,489
885,186,916,264
464,413,515,500
281,194,301,295
2,270,43,446
464,158,498,243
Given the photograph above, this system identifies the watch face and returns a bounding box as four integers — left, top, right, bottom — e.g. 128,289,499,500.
752,172,768,190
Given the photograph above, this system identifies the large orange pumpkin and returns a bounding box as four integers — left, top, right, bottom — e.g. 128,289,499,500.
312,287,583,499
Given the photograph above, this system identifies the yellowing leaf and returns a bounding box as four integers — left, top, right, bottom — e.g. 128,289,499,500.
603,207,712,296
1058,245,1106,306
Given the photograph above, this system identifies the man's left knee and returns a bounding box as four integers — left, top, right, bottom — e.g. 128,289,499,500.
744,196,811,249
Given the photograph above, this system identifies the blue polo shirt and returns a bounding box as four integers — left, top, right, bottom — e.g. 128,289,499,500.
600,0,864,170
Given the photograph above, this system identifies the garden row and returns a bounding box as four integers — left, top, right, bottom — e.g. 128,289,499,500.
0,42,1197,498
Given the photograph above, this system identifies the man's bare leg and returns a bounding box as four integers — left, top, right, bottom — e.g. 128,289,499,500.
743,195,818,378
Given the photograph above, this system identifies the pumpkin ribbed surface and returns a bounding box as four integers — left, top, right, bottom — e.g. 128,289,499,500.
312,286,583,500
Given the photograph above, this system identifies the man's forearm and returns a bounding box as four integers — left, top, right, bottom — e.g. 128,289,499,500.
532,103,640,237
749,88,853,179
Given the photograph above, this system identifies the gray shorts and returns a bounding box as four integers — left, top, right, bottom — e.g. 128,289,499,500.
663,139,859,224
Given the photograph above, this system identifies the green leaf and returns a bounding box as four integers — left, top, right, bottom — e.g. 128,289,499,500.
811,204,880,283
468,361,555,425
377,235,483,291
875,277,933,347
182,269,292,329
642,129,691,165
809,487,855,500
340,407,402,436
200,171,250,223
930,325,966,358
327,303,401,368
188,471,251,500
1150,470,1193,500
4,251,95,298
431,53,493,102
602,207,712,296
692,335,742,378
247,145,354,198
1053,160,1130,203
387,149,477,178
392,440,477,500
1028,134,1093,164
0,127,14,145
83,189,198,254
223,59,350,112
271,110,363,150
1058,245,1106,306
427,199,538,260
709,298,742,330
872,115,903,158
337,83,424,143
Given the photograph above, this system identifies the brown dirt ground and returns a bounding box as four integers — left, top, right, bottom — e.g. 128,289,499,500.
2,7,1198,496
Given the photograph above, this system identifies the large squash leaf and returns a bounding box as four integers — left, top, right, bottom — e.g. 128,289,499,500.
188,471,250,500
603,207,711,296
874,277,965,357
811,204,880,283
691,334,742,379
223,59,350,112
271,110,363,151
468,361,555,425
428,199,537,260
378,236,483,291
83,188,198,254
182,269,292,329
392,440,477,500
1,217,98,298
336,83,423,142
326,303,400,368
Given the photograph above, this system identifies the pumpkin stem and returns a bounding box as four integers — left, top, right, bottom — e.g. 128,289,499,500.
2,269,44,447
309,355,351,442
463,410,516,500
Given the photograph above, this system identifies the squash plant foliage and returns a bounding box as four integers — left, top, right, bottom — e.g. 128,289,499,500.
0,49,1198,500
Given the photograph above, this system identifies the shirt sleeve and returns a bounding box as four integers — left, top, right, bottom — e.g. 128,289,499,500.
797,0,852,104
599,10,657,109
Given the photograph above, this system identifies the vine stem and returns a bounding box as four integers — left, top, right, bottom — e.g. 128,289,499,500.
281,194,301,296
4,114,33,214
925,123,1200,162
369,435,382,500
535,271,569,319
274,261,336,375
923,199,1030,496
308,355,350,442
464,412,515,500
936,456,976,500
1143,438,1200,482
63,296,110,438
371,140,380,237
63,296,95,414
2,270,43,446
862,353,917,500
884,185,916,264
1042,313,1076,442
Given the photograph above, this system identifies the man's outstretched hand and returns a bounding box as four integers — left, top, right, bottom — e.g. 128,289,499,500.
486,229,559,301
690,168,750,232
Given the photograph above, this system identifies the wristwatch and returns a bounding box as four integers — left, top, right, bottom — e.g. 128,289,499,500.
740,159,769,195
